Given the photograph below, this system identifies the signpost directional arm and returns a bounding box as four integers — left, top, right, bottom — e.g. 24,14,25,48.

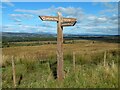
39,16,58,21
39,16,77,25
63,18,77,22
61,21,77,27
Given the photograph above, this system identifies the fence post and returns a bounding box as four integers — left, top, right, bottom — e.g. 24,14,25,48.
47,62,52,82
112,60,115,69
11,56,16,88
104,51,107,67
73,52,76,72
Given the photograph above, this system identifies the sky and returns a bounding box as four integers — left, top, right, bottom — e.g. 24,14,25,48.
1,2,118,35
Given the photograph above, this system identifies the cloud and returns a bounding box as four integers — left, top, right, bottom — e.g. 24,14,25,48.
57,7,83,17
9,14,34,24
10,14,34,19
2,0,14,7
41,22,55,28
87,15,108,22
87,15,97,20
81,25,117,30
14,7,56,16
57,7,84,22
97,17,107,22
92,17,108,26
108,14,118,24
2,24,56,33
2,24,36,32
100,8,117,14
14,6,85,24
67,12,118,35
86,14,118,27
13,6,116,27
2,25,15,32
92,2,118,15
13,18,21,23
5,5,118,35
67,23,118,35
100,3,118,14
102,2,116,8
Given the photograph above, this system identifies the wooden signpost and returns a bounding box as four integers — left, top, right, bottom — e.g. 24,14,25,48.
39,12,77,81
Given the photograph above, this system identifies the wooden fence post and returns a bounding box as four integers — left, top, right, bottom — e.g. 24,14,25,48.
73,52,76,72
11,56,16,88
112,60,115,69
104,51,107,67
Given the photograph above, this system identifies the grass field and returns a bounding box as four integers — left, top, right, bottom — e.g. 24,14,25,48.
1,40,119,88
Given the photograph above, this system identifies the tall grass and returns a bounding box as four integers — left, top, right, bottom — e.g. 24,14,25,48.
2,49,119,88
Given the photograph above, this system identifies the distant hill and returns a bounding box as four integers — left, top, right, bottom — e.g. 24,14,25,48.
2,32,120,37
2,32,56,37
2,32,120,43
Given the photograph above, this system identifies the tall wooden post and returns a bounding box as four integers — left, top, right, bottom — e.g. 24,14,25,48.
57,12,63,81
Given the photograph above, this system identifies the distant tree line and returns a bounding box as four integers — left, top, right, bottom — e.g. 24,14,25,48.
2,35,120,48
